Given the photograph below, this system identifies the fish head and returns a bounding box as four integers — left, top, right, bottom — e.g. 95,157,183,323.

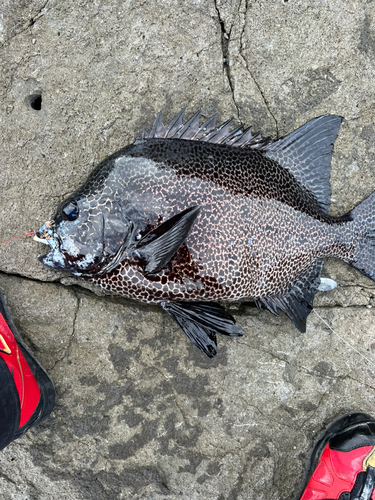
36,192,134,276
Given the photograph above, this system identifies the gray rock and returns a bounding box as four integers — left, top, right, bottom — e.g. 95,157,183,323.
0,1,375,499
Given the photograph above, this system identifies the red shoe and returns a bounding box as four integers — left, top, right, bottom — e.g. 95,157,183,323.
0,290,55,450
297,413,375,500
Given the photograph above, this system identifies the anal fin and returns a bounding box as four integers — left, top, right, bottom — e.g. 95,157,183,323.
161,301,245,358
255,259,324,333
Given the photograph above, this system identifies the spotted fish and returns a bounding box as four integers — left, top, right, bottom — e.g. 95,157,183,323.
35,109,375,357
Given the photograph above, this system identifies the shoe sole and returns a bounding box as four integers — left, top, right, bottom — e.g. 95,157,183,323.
0,289,55,438
294,412,375,500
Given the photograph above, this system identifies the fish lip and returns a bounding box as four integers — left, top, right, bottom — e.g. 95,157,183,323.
33,235,50,245
38,238,77,273
35,221,66,267
37,253,67,271
36,230,61,251
35,221,57,245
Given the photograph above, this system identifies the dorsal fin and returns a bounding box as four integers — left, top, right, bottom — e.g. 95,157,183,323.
175,110,201,139
138,108,270,150
149,112,167,138
165,107,186,137
264,115,343,213
138,111,342,213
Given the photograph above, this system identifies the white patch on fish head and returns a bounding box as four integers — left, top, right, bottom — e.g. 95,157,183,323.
37,192,136,276
36,201,107,274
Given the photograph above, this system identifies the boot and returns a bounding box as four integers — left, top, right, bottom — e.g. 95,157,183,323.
0,290,55,450
298,413,375,500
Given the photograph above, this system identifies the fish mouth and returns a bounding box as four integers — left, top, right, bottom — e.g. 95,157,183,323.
34,221,55,243
34,234,50,245
35,220,114,276
35,221,58,246
34,221,68,272
35,219,133,276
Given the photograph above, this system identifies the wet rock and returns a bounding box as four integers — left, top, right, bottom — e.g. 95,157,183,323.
0,1,375,499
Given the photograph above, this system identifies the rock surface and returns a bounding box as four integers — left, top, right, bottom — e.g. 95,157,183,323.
0,0,375,498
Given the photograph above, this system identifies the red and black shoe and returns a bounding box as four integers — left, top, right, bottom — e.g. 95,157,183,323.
297,413,375,500
0,290,55,451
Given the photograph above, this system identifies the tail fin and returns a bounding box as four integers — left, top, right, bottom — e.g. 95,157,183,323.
347,192,375,281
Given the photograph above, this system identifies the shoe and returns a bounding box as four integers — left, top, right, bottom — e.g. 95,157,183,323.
297,413,375,500
0,289,55,450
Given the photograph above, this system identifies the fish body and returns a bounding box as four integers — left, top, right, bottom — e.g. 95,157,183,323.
36,110,375,357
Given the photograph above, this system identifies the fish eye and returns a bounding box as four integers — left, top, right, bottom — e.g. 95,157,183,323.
62,200,79,221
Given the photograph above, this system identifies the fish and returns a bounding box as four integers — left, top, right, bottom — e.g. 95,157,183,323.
35,109,375,357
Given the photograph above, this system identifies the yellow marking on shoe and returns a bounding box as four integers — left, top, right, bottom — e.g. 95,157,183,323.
16,347,25,408
363,447,375,470
0,334,11,355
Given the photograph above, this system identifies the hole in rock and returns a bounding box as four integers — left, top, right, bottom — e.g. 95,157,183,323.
27,94,42,110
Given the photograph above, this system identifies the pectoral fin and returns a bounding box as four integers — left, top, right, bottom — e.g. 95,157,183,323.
135,206,201,275
162,301,245,358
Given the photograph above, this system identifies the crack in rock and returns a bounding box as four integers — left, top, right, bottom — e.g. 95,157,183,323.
1,0,50,48
214,0,240,120
25,0,50,30
214,0,279,135
237,0,279,137
50,290,80,371
0,471,17,486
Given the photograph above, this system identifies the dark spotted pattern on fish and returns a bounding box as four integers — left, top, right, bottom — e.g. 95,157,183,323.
128,139,344,223
90,191,352,302
36,110,375,357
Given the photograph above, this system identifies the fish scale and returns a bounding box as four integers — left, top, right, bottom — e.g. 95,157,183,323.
35,110,375,357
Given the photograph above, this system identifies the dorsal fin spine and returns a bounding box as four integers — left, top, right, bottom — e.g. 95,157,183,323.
138,108,269,150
